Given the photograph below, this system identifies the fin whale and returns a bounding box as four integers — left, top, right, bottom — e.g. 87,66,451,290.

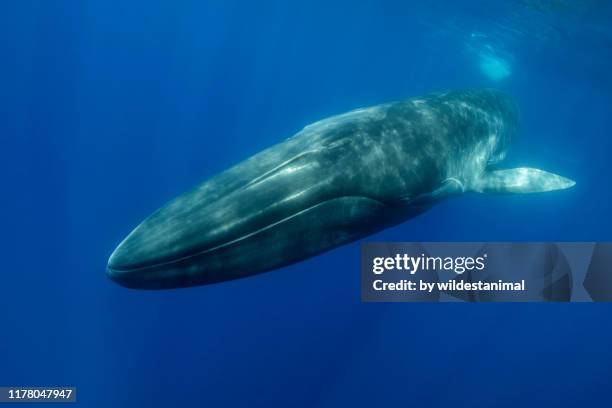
107,89,575,289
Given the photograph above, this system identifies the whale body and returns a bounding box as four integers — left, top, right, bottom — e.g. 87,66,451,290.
107,89,575,289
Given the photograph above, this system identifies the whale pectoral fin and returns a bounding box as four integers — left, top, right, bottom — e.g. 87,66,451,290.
475,168,576,194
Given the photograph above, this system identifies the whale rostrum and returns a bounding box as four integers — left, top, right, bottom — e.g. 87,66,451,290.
107,89,575,289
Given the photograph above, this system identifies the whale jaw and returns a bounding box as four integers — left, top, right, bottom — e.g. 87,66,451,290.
106,195,393,289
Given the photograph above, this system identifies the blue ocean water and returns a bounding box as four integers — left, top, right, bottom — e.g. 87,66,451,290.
1,0,612,406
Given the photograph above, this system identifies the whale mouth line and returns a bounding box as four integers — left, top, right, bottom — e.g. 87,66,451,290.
107,194,388,275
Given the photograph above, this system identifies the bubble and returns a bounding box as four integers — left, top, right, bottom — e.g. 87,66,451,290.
479,53,512,81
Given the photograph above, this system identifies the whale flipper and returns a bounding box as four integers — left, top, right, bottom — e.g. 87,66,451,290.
475,168,576,194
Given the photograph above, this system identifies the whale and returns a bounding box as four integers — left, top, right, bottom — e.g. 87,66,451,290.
107,89,575,289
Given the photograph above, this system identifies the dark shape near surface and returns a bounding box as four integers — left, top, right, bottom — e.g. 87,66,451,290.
107,89,575,289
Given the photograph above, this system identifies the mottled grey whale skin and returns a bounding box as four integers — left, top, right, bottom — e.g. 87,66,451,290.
107,89,574,289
